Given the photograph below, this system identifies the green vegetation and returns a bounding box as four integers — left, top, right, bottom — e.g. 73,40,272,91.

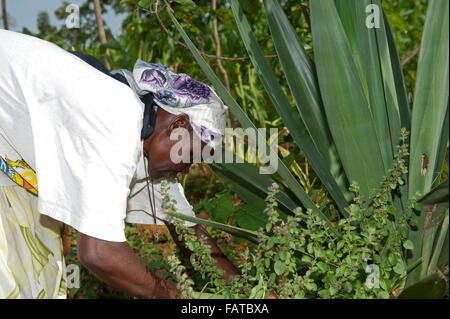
21,0,448,298
158,129,445,299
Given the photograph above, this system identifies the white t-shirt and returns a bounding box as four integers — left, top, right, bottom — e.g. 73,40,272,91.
0,30,195,242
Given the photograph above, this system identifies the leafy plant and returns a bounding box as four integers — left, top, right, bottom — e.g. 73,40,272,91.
161,135,433,298
163,0,448,297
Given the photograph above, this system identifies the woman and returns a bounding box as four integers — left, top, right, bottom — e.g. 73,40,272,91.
0,29,237,299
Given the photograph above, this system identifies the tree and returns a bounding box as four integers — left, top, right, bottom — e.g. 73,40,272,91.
1,0,8,30
93,0,111,69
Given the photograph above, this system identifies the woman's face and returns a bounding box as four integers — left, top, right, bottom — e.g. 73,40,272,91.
142,108,211,179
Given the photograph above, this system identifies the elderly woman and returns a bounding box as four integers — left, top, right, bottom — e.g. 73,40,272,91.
0,29,238,299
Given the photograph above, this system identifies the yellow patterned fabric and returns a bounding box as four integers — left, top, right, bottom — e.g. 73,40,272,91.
0,156,38,195
0,185,66,298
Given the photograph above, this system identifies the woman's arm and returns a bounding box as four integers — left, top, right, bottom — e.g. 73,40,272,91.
76,232,181,299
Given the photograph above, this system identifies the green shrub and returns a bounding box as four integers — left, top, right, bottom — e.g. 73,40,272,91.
161,129,425,299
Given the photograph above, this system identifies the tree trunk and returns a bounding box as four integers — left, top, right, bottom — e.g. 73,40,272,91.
1,0,8,30
93,0,110,70
211,0,239,128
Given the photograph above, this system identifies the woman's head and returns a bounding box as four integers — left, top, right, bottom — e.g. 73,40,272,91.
114,60,227,178
143,107,212,179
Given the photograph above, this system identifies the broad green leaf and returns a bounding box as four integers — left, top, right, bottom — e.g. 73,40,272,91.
310,0,385,199
232,0,348,215
168,7,339,237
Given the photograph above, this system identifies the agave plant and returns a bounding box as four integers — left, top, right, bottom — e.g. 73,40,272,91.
161,0,448,297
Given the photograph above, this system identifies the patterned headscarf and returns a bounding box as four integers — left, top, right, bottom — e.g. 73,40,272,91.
112,60,227,149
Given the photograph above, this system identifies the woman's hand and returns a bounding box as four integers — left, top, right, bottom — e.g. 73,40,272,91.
77,231,181,299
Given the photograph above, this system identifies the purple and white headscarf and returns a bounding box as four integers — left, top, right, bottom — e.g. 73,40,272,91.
112,60,227,149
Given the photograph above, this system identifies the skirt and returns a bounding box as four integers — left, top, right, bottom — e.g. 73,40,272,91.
0,185,66,298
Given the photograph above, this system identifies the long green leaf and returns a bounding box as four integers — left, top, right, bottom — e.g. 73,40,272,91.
335,0,401,172
263,0,331,159
432,106,449,188
212,162,300,214
262,0,349,202
382,9,411,133
167,8,339,237
231,0,348,215
417,180,450,207
168,211,259,244
427,210,449,275
408,0,449,197
310,0,385,198
408,180,450,283
381,8,412,214
437,225,449,270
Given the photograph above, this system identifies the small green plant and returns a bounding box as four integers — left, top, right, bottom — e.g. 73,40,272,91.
161,129,423,299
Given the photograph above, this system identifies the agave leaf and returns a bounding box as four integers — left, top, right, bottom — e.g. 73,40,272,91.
427,210,449,276
417,180,450,207
310,0,386,199
262,0,332,159
212,162,299,215
408,179,450,283
382,9,411,133
335,0,401,172
262,0,350,201
408,0,449,197
432,107,449,188
231,0,348,214
437,225,449,270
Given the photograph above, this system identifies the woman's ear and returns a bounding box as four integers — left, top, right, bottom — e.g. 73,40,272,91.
142,136,152,158
169,114,190,131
